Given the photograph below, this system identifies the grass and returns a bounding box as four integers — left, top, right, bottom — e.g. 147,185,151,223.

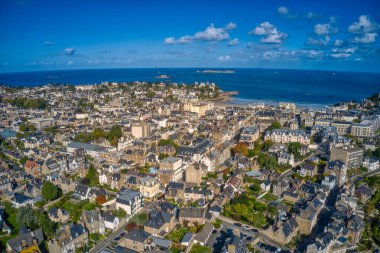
261,193,278,202
165,226,188,243
129,213,148,226
190,243,212,253
1,202,20,249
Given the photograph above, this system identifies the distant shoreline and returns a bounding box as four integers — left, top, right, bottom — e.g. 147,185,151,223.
197,70,236,74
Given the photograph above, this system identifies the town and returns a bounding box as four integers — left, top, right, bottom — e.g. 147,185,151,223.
0,81,379,253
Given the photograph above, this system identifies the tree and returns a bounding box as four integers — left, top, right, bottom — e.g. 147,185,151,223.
268,121,281,131
42,181,60,201
17,205,36,228
107,125,122,147
231,143,249,156
146,90,155,98
113,208,126,218
288,142,302,159
36,212,55,238
95,195,107,205
86,164,99,186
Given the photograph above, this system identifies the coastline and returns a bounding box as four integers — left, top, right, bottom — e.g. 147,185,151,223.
212,91,329,109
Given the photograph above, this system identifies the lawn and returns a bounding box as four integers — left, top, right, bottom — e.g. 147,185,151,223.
165,226,188,243
129,213,148,226
261,193,278,202
190,243,211,253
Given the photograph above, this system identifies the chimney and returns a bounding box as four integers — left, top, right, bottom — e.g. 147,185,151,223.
232,228,240,237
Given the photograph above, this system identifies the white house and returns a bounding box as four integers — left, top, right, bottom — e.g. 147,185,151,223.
103,213,120,231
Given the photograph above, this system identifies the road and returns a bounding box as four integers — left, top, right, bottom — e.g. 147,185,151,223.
218,215,292,251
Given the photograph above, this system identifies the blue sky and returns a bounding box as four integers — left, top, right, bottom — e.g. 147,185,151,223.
0,0,380,72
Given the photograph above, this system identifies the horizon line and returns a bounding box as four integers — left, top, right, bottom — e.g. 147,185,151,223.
1,66,380,76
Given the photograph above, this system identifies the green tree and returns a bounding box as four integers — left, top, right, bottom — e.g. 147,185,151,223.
42,181,60,201
36,212,55,238
146,90,155,98
288,142,302,159
86,164,99,186
17,205,36,228
268,121,281,131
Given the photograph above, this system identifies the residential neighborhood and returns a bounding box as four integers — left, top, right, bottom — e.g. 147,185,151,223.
0,82,379,253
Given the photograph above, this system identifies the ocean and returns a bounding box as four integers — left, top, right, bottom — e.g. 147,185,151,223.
0,68,379,107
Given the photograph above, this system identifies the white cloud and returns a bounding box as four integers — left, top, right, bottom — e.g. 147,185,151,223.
250,22,288,44
228,38,239,46
314,18,338,35
194,23,230,41
218,55,230,62
224,22,237,31
43,41,53,46
164,35,192,45
63,48,75,55
334,39,344,46
331,53,351,59
164,23,235,45
277,6,288,15
307,36,330,46
352,32,377,44
67,60,74,65
348,15,379,34
307,12,318,19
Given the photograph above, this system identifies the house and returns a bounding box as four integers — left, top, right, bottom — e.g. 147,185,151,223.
0,175,12,193
181,232,193,247
81,209,105,235
60,177,76,194
121,228,153,252
193,222,214,246
347,215,363,243
299,163,318,177
321,175,337,191
72,184,91,200
139,177,160,199
144,211,175,237
103,212,120,231
185,163,206,185
264,218,299,245
110,173,122,190
277,152,295,166
260,181,271,192
48,208,70,223
178,208,206,226
354,184,372,203
165,182,185,201
115,188,144,215
47,223,88,253
12,193,34,208
6,228,44,253
362,157,379,172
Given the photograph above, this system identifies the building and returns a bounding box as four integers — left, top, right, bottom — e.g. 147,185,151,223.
239,126,259,145
331,121,351,135
183,102,214,116
131,122,151,139
47,224,88,253
264,129,310,145
185,163,205,185
362,157,379,172
139,177,160,199
115,188,144,215
351,123,373,137
327,160,347,186
330,146,363,169
7,228,44,253
121,228,153,252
